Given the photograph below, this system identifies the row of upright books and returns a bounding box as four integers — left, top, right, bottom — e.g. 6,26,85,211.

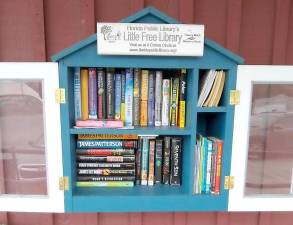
193,134,223,195
75,134,182,187
74,68,187,128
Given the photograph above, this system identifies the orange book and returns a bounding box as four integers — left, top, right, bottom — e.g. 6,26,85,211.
81,68,89,120
214,139,223,194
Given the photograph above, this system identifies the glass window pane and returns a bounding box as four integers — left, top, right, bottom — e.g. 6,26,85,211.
0,79,47,195
245,83,293,195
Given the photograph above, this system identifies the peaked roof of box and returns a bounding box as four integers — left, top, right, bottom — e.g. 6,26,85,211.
51,6,244,64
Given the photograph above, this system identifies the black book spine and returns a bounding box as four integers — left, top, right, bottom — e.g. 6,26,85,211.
76,149,135,156
106,68,115,119
170,137,182,185
135,137,143,185
77,162,135,169
133,68,141,126
97,68,106,119
77,176,135,181
155,139,163,184
162,136,171,184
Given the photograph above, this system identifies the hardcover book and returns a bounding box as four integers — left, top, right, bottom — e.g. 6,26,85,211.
170,137,182,185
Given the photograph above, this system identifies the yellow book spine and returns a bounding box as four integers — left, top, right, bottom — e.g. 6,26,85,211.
140,100,148,126
80,69,89,120
140,70,149,126
78,134,138,140
120,103,125,122
179,101,185,128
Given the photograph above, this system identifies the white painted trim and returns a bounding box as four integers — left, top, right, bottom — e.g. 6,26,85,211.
229,65,293,211
0,63,64,212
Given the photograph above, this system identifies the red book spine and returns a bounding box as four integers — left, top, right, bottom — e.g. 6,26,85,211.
214,140,223,195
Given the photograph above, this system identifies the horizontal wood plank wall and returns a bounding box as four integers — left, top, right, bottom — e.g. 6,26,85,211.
0,0,293,224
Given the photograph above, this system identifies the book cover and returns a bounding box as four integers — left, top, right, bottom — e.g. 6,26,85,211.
161,79,171,126
140,70,149,126
170,137,182,185
205,138,213,193
78,134,138,140
125,68,134,126
133,68,141,126
97,68,106,119
155,70,163,126
88,68,97,119
148,139,155,185
74,67,82,121
75,119,123,128
197,70,217,107
76,181,134,187
141,137,149,185
76,148,135,156
76,140,137,149
106,68,115,119
135,137,143,185
114,73,122,120
204,71,220,107
155,138,163,184
76,155,135,163
178,69,187,128
148,71,155,126
77,162,135,169
212,70,226,107
170,77,179,126
80,68,89,120
120,70,126,123
201,137,207,193
163,136,171,184
77,169,135,176
77,176,135,182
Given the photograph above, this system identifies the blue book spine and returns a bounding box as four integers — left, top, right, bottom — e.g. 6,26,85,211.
125,68,134,126
201,137,207,193
141,137,149,185
114,73,122,120
205,139,213,193
148,71,155,126
88,68,97,119
74,67,82,121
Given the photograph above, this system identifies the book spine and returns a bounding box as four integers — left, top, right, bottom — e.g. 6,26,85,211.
80,68,89,120
77,162,135,168
201,137,207,193
154,71,163,126
148,139,155,185
205,139,213,193
161,79,170,126
75,120,123,128
135,137,143,185
125,68,134,126
193,143,199,194
106,68,115,119
76,140,137,149
140,70,149,126
114,73,122,120
178,69,186,128
78,169,135,176
210,140,217,193
88,68,97,119
163,136,171,184
214,140,223,195
155,139,163,184
133,68,141,126
77,176,135,182
141,137,149,185
78,134,138,140
74,67,82,121
76,181,134,187
97,68,106,119
170,137,182,185
76,149,135,156
170,77,179,126
120,71,126,123
76,155,135,163
148,71,155,126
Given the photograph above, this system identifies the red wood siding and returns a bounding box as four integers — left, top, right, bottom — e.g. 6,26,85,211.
0,0,293,224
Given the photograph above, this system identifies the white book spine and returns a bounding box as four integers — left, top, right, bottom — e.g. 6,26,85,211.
155,71,163,126
161,79,170,126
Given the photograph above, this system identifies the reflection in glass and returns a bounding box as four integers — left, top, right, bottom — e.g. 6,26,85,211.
245,84,293,195
0,80,47,195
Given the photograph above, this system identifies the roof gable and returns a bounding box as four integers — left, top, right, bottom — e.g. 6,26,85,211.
52,6,244,64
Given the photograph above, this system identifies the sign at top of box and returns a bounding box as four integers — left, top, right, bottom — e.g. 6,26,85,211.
97,23,204,57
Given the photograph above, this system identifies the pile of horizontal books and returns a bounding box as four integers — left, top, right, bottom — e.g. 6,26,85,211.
74,68,187,128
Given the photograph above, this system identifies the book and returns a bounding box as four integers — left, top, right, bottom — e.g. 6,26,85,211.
202,70,220,107
77,134,138,140
161,79,171,126
140,70,149,126
73,67,81,121
163,136,171,184
214,138,223,195
155,139,163,184
170,77,179,126
76,181,134,187
148,139,155,185
135,137,143,185
170,137,182,185
88,68,97,119
106,68,115,119
154,71,163,126
120,70,126,123
77,140,137,149
77,169,135,176
205,138,213,193
178,69,186,128
114,73,122,120
80,68,89,120
97,68,106,119
211,70,226,107
76,148,135,156
125,68,134,126
77,162,135,168
141,137,149,185
75,119,123,128
197,70,217,107
77,176,135,181
148,71,155,126
133,68,141,126
76,155,135,163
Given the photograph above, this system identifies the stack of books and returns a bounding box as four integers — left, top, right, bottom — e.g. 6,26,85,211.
73,67,187,128
193,134,223,194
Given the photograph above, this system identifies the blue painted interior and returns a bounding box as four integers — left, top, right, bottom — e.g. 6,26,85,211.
53,7,243,212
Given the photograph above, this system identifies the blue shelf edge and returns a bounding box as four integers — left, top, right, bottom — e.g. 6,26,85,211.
196,107,227,113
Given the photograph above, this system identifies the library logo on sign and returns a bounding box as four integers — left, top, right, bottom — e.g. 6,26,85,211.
100,25,121,42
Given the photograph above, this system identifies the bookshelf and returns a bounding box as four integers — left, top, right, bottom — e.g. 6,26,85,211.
52,7,244,212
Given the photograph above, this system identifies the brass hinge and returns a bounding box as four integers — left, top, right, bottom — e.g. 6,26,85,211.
224,176,234,190
55,88,66,104
59,176,69,191
230,90,240,105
